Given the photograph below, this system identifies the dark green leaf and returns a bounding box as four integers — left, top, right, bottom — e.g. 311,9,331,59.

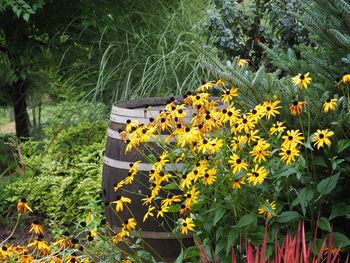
330,203,350,220
276,211,302,223
316,173,339,195
226,228,239,256
319,217,331,232
298,187,314,216
235,214,256,228
214,207,226,226
332,232,350,247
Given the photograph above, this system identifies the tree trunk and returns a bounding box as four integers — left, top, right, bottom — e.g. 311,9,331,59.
12,80,30,138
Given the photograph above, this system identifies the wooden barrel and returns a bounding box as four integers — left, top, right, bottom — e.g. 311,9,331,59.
102,97,194,261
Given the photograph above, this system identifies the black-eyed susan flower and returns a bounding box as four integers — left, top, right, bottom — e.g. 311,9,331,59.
342,73,350,84
152,151,169,171
258,200,276,219
111,195,131,212
157,205,170,218
27,238,51,255
179,204,191,217
312,129,334,149
112,230,129,245
196,81,216,93
17,198,32,214
249,140,270,163
237,58,248,67
229,154,248,174
246,164,268,186
29,221,44,236
0,245,11,258
269,121,286,135
184,187,199,208
180,217,195,235
161,194,181,207
323,98,337,113
202,169,216,186
231,176,246,189
216,79,226,88
281,129,304,148
237,115,256,133
221,87,238,103
247,105,265,122
263,100,281,119
292,72,312,90
289,100,306,116
121,259,133,263
279,146,300,165
177,127,200,147
180,174,193,189
143,206,156,222
122,218,137,231
19,252,34,263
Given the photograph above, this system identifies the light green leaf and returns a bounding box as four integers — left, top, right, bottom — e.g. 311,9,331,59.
337,139,350,153
235,214,256,228
276,211,302,223
316,173,340,195
23,13,30,22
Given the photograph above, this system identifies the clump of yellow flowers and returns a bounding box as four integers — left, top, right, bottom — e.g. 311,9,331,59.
114,76,335,238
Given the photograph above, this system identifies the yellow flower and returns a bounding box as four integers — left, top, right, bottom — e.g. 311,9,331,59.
263,100,281,119
202,169,217,186
161,194,181,207
231,176,246,189
292,72,312,90
28,238,51,255
246,164,268,186
269,121,286,135
279,146,300,165
342,73,350,84
143,206,156,222
238,58,249,67
122,218,137,231
323,98,337,113
122,259,133,263
29,221,44,236
258,200,276,219
185,187,199,208
221,87,239,103
237,115,256,133
112,230,129,245
249,140,270,163
17,198,32,214
111,195,131,212
180,217,195,235
312,129,334,149
229,154,249,174
157,205,170,218
289,100,306,116
281,129,304,148
196,81,216,92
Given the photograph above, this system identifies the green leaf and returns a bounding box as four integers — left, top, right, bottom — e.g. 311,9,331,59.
175,249,184,263
330,203,350,220
316,173,340,195
275,166,299,177
298,187,314,216
337,139,350,153
332,232,350,248
23,13,30,22
319,217,331,232
235,214,256,228
213,208,226,226
276,211,302,223
226,228,239,256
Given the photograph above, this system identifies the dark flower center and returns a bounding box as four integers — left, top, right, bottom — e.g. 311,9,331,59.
319,134,325,139
253,172,259,177
326,99,331,103
183,222,187,227
286,150,291,155
300,74,305,80
225,90,230,95
205,173,209,178
236,158,242,164
293,101,298,106
288,136,293,141
266,106,271,111
252,109,257,114
243,119,248,124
